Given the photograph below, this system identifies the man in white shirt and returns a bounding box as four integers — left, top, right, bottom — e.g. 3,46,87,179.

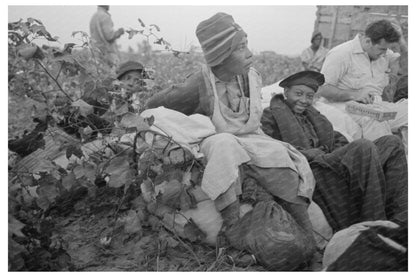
316,20,407,141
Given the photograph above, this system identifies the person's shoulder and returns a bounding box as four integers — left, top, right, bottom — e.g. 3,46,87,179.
328,39,353,55
324,40,354,64
90,11,99,21
301,47,311,57
169,68,204,91
96,9,111,19
269,94,285,109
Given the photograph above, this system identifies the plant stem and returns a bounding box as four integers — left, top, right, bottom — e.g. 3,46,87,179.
86,39,100,77
35,59,73,102
171,230,202,267
55,63,63,80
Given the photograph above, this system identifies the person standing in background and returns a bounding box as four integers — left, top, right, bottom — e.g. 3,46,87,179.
89,5,124,67
300,31,329,72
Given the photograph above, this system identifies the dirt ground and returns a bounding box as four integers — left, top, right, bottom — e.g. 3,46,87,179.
52,186,323,271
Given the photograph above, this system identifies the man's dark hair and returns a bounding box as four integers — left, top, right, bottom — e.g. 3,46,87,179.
365,20,401,44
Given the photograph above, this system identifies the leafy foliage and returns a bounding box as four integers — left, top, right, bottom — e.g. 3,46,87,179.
8,16,303,271
8,17,155,271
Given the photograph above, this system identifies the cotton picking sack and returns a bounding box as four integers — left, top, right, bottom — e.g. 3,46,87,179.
225,200,312,270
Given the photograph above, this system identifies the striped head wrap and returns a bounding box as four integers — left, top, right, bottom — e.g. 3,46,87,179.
196,12,247,67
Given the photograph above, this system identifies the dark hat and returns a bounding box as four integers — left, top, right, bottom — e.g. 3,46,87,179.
116,61,145,80
279,71,325,92
196,12,247,67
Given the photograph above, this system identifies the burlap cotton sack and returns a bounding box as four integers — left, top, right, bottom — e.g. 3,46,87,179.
225,200,313,270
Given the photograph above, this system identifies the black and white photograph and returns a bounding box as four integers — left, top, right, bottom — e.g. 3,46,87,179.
7,2,410,272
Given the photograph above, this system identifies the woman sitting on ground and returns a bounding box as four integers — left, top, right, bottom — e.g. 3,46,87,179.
146,13,318,267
